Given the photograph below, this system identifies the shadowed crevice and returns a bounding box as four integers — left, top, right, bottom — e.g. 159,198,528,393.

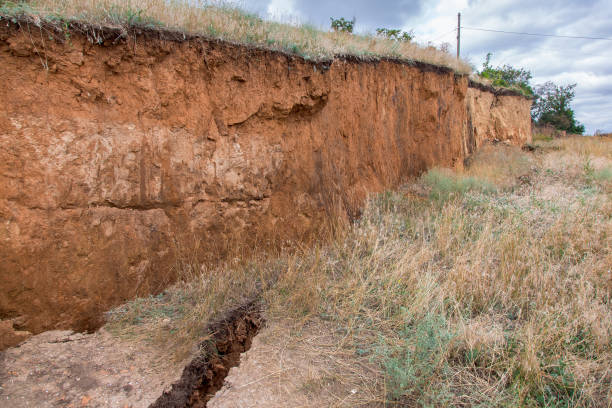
149,300,263,408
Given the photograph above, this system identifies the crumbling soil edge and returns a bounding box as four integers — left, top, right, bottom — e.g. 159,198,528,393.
3,16,506,87
467,78,531,99
149,300,264,408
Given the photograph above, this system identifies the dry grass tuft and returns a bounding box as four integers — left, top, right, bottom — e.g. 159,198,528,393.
0,0,471,73
108,137,612,406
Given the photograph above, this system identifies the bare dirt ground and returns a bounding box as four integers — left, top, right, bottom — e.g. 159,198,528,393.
0,329,184,408
0,320,378,408
208,320,381,408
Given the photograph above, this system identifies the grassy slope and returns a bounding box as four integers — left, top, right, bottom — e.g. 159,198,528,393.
2,2,539,96
109,137,612,407
0,0,471,72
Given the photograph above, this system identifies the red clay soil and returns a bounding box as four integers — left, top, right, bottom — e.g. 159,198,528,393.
0,20,532,344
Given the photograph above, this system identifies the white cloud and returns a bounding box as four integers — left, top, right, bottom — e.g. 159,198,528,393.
266,0,302,21
406,0,467,45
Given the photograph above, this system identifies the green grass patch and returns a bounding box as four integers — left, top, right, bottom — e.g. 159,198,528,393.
421,168,497,203
533,133,554,142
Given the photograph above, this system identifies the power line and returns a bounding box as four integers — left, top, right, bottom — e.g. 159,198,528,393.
429,27,457,43
461,26,612,41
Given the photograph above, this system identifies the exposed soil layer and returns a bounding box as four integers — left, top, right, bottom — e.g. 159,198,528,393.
0,20,532,342
150,300,263,408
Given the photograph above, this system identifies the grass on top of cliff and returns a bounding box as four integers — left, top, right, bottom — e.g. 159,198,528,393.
107,136,612,407
0,0,471,73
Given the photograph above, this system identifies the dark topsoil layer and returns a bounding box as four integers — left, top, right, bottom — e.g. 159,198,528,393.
0,14,527,99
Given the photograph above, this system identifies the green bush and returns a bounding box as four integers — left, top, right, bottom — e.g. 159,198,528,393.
532,82,585,135
375,28,413,42
330,17,354,33
479,52,534,97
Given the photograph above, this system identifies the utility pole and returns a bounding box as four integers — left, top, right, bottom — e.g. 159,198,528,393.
457,12,461,59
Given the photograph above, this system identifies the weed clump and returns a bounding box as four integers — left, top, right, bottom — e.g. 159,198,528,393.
378,313,454,404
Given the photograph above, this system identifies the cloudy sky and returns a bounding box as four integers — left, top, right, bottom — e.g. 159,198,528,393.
238,0,611,133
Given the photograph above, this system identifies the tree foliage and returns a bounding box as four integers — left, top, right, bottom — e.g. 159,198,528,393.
478,53,584,134
479,53,534,97
330,17,355,33
376,28,414,42
531,82,585,134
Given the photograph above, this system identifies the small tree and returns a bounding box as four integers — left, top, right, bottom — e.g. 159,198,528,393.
532,82,585,134
330,17,355,33
376,28,414,42
479,53,534,97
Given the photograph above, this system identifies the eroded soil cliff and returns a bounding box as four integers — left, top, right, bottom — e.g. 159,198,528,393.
466,81,532,150
0,22,531,342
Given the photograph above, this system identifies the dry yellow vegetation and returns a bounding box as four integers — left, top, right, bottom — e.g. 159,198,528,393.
108,136,612,407
1,0,471,72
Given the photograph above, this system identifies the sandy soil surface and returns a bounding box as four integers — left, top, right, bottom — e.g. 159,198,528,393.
208,320,381,408
0,319,380,407
0,329,184,408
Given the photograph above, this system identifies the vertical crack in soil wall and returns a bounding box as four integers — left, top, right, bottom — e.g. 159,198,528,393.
149,300,263,408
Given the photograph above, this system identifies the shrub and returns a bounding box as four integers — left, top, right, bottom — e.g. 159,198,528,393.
478,52,534,97
532,82,585,135
330,17,355,33
0,0,33,17
378,313,453,403
375,28,413,42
